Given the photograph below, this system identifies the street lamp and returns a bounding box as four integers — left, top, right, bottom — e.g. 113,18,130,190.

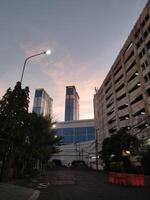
20,49,51,84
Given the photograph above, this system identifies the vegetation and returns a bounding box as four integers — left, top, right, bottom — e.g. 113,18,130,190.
101,128,140,172
0,82,60,180
141,147,150,175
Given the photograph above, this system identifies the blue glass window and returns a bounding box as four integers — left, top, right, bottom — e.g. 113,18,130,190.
35,90,42,97
66,88,74,95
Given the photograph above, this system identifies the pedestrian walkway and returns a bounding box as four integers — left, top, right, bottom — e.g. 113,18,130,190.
0,183,40,200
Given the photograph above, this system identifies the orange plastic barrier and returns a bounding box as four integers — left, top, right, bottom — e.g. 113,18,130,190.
108,172,144,187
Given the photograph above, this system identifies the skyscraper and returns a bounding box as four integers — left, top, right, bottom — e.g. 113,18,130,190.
65,86,79,121
33,88,53,117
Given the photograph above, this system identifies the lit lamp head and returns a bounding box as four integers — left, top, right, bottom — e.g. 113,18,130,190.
45,49,51,55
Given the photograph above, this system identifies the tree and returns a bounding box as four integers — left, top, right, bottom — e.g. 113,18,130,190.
0,82,60,180
0,82,29,180
101,128,139,171
18,113,60,175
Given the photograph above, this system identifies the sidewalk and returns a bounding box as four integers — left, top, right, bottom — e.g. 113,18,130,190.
0,183,40,200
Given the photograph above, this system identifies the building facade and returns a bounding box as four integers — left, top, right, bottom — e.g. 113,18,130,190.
55,119,95,144
50,140,96,168
94,1,150,150
33,88,53,117
65,86,79,121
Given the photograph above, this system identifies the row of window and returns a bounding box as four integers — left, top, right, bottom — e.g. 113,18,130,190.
144,72,150,83
136,26,150,49
56,127,95,144
134,13,149,39
141,59,149,71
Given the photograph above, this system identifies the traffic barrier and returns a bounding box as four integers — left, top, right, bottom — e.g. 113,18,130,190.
139,174,144,186
108,172,144,187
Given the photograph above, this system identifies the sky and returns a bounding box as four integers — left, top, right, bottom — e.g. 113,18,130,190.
0,0,148,121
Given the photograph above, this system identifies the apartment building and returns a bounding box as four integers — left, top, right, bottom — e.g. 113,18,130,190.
94,1,150,150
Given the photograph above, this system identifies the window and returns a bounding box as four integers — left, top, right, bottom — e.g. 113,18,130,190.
139,48,145,59
148,72,150,80
107,109,114,116
136,41,140,49
125,51,134,64
75,127,86,142
145,60,148,67
140,37,143,44
35,90,42,97
105,84,112,94
146,40,150,50
114,74,123,84
145,13,149,22
114,66,122,76
141,63,146,71
144,30,148,39
119,114,129,121
131,95,143,105
148,24,150,33
109,128,117,134
66,87,74,95
106,100,114,108
106,93,113,101
115,83,124,93
116,93,126,101
118,104,128,110
147,88,150,97
129,84,139,93
105,76,111,87
134,28,140,38
108,117,116,124
124,42,133,54
126,61,136,73
141,20,145,28
144,75,148,83
132,108,145,116
127,72,137,83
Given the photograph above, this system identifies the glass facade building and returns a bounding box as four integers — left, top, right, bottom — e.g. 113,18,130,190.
55,119,95,144
32,88,53,117
65,86,79,121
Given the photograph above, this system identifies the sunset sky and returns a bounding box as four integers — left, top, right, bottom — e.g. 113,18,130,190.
0,0,148,121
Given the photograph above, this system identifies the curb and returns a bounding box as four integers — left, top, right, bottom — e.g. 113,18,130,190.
28,190,40,200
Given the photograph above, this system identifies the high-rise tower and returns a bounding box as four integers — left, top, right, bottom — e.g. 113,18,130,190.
33,88,53,117
65,86,79,121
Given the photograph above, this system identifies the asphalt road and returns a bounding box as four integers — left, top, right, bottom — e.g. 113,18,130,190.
38,168,150,200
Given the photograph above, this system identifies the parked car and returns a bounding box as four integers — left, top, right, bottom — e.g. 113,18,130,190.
71,160,87,168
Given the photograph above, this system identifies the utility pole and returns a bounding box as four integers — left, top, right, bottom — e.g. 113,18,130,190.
79,143,81,160
75,143,78,160
95,128,99,170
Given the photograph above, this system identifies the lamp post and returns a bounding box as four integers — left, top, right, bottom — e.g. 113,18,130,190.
20,50,51,84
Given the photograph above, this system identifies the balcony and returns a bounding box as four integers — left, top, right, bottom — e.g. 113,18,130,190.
131,101,145,115
116,87,126,99
127,76,139,90
125,55,135,70
118,107,129,117
129,87,142,102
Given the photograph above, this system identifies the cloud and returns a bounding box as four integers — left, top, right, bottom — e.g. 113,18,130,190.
19,41,108,121
19,41,56,64
41,52,107,120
